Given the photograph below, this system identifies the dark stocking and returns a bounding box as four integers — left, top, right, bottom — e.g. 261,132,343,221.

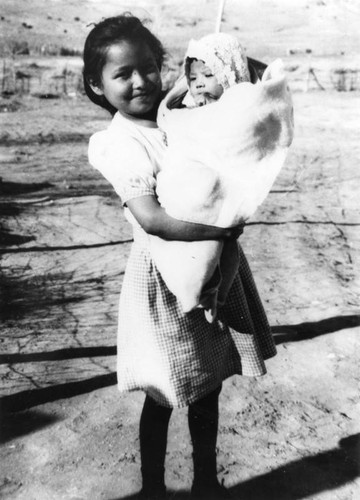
188,385,222,488
139,395,173,498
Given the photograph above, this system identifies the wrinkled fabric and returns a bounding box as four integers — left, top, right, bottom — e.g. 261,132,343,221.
117,227,276,408
88,105,276,408
152,59,294,312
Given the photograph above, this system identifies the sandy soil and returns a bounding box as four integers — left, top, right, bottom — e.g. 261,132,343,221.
1,1,360,499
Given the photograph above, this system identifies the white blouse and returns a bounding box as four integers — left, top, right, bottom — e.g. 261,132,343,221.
88,111,166,226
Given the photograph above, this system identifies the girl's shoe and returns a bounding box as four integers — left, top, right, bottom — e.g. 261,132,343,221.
191,479,232,500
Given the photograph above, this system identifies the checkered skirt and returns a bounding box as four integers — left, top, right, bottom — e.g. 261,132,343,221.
116,228,276,408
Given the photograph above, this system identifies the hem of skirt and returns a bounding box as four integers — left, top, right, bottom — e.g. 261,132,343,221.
262,346,277,361
116,362,273,408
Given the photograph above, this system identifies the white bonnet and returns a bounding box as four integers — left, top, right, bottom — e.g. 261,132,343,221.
184,32,251,89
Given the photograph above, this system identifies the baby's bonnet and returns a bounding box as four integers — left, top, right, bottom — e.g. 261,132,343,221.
184,32,250,89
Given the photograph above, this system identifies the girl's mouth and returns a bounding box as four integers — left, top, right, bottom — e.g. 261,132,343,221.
133,93,150,99
133,88,156,100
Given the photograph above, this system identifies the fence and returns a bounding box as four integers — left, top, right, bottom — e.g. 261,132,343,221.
1,57,84,97
1,54,360,99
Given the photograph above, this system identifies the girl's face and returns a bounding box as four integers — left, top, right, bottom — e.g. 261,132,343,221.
188,60,224,106
92,40,162,119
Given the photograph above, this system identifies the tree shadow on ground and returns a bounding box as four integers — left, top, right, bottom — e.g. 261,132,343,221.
110,434,360,500
0,180,53,245
1,315,359,413
272,314,360,344
0,180,53,196
0,373,117,413
0,408,59,444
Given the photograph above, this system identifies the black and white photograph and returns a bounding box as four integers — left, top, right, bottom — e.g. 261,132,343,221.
1,1,359,499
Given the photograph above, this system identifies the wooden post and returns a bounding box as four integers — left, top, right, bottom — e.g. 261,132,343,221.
215,0,226,32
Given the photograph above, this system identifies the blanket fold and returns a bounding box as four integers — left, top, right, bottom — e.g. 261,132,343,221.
150,59,294,313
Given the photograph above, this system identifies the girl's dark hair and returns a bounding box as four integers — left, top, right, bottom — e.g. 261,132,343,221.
83,13,166,115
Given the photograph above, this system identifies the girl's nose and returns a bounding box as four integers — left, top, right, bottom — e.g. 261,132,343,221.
132,70,146,88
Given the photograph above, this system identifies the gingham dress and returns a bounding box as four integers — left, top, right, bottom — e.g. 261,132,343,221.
89,112,276,408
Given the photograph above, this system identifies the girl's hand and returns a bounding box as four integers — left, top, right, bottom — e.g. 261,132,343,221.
225,223,245,240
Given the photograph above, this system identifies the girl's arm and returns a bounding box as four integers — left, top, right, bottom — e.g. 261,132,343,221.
126,195,243,241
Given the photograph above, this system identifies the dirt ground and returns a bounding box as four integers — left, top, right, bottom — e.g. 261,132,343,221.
1,1,360,499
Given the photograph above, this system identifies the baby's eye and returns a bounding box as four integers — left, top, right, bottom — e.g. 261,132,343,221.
205,73,214,78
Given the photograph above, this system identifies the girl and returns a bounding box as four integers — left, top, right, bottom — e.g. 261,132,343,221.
83,14,276,500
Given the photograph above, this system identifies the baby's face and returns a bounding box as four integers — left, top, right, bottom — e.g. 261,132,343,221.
188,60,224,106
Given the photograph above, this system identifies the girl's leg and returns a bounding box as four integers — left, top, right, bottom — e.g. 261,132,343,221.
188,385,230,499
139,394,173,499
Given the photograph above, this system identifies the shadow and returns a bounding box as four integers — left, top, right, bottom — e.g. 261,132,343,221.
0,372,117,413
272,315,360,344
229,433,360,500
0,180,53,196
248,56,267,82
109,491,189,500
0,345,116,365
0,203,21,216
109,434,360,500
0,182,54,247
0,408,59,444
0,272,87,321
0,180,54,246
0,229,35,246
1,316,359,412
0,202,34,247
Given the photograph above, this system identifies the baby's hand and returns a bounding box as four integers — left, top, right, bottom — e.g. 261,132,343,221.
194,92,218,106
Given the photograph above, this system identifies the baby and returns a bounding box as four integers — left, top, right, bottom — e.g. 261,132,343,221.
183,32,251,105
172,33,250,320
150,33,294,320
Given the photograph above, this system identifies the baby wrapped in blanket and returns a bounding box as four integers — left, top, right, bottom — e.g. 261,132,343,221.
150,33,294,319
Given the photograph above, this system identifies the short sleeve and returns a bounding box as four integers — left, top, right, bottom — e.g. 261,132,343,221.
88,129,157,205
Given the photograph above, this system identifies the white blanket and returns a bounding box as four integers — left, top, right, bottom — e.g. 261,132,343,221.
150,59,294,313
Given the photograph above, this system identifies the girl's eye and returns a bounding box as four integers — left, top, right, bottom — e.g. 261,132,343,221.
144,63,157,73
116,72,130,80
